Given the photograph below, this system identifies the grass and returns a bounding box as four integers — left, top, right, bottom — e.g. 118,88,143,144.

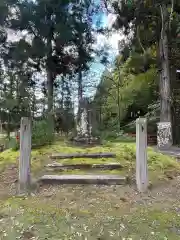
0,184,180,239
0,140,180,239
0,140,179,182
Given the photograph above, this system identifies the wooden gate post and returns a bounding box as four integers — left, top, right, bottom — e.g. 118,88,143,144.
136,117,148,192
19,117,31,194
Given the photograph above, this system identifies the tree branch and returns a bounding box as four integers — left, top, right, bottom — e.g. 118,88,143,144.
169,0,174,30
160,4,164,41
137,25,145,53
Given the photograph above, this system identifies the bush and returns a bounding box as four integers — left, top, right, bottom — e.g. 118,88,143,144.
8,137,19,151
32,120,54,148
0,137,19,151
6,120,54,151
100,130,117,140
99,129,135,142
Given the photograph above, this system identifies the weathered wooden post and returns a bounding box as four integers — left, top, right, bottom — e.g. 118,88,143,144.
136,117,148,192
19,117,31,194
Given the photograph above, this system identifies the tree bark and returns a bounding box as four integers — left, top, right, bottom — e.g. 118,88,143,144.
159,38,171,122
78,70,83,105
61,76,65,109
32,85,36,119
47,68,54,133
117,66,121,131
171,67,180,145
157,4,172,149
76,69,83,135
46,21,54,133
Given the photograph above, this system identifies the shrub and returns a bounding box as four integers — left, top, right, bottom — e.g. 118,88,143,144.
0,137,19,151
99,130,135,142
8,137,19,151
32,120,54,148
100,130,117,140
6,120,54,151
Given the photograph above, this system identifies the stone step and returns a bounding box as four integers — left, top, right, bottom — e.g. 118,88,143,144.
50,152,116,160
39,174,127,185
46,163,122,170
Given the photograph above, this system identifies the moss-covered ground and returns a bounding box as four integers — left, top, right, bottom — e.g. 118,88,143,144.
0,140,180,239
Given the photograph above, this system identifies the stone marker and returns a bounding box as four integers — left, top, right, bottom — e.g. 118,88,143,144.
73,97,99,145
157,122,172,150
19,117,31,194
136,117,148,193
76,98,90,138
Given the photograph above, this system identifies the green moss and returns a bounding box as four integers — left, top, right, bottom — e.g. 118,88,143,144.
148,148,180,170
46,168,125,175
1,195,180,239
1,141,180,239
0,141,179,183
57,157,115,164
122,207,180,239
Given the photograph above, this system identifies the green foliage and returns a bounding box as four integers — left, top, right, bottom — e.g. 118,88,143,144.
92,52,158,134
0,120,55,151
32,120,54,148
109,0,180,143
1,0,95,135
0,136,19,151
100,130,135,142
7,137,19,151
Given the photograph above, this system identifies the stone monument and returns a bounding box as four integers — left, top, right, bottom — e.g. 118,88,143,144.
73,97,99,145
157,122,172,149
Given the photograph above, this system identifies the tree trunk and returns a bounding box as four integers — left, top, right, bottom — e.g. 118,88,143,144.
76,69,83,135
46,27,54,134
47,69,54,133
159,37,171,122
78,70,83,105
61,77,65,109
7,113,10,139
117,66,121,131
99,105,102,126
117,80,121,131
157,4,172,149
171,67,180,145
32,86,36,119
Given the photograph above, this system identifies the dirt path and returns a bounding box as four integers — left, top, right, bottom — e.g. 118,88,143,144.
38,177,180,209
1,164,180,239
1,163,180,208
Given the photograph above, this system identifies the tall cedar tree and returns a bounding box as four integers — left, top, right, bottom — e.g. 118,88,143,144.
8,0,94,132
109,0,180,143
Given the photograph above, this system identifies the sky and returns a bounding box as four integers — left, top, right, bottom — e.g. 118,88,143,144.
69,2,127,112
7,2,125,113
84,8,124,99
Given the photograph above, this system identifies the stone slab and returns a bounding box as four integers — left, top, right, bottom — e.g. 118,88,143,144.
46,163,122,170
39,175,126,185
50,152,116,159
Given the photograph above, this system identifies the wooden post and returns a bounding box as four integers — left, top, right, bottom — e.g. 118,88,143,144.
19,117,31,194
136,117,148,192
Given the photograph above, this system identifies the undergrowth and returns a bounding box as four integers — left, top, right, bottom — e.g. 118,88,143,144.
0,140,179,182
0,141,180,239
